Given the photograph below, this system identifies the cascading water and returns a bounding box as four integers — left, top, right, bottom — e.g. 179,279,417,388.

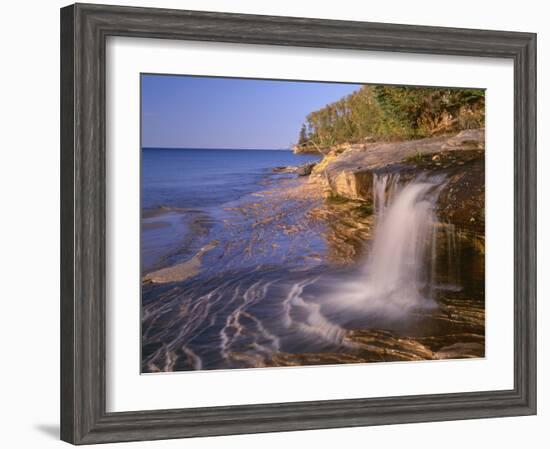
330,173,448,318
373,173,401,215
367,173,445,307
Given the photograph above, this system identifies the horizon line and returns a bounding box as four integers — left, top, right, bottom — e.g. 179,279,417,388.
141,146,292,151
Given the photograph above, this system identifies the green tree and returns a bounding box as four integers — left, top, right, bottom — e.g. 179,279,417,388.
298,85,484,150
298,124,308,145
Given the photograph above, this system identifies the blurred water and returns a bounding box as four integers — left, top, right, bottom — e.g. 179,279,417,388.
325,174,445,318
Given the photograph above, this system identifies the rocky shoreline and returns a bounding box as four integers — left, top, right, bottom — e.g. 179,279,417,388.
142,131,486,371
312,129,484,233
262,295,485,367
226,130,486,367
284,129,485,249
263,129,487,367
144,129,485,283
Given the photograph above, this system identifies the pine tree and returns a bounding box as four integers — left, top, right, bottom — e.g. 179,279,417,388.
298,124,308,145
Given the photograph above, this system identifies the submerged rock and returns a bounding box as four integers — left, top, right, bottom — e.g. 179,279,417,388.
264,330,484,367
142,241,218,284
261,296,485,368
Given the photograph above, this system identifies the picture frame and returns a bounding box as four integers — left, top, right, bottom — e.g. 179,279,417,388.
60,3,536,445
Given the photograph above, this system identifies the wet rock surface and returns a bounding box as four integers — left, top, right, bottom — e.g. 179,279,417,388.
262,296,485,367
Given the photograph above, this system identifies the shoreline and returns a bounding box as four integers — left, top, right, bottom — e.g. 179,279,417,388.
141,131,486,372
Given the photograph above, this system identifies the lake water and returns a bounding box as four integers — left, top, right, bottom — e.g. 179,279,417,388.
141,148,320,273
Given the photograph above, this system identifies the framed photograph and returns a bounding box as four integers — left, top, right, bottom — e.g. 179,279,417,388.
60,3,536,444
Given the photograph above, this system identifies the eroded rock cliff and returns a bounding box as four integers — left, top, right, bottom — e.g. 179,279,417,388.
311,129,485,237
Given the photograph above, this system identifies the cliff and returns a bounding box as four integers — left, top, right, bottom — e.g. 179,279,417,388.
310,129,485,237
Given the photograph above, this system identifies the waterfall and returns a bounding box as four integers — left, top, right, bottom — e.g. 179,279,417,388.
443,222,461,287
365,173,444,309
328,173,449,318
373,173,400,215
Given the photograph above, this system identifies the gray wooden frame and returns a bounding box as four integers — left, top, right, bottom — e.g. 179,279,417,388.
60,2,537,445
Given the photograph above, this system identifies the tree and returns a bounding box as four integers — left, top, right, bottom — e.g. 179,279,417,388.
298,124,308,145
297,85,485,148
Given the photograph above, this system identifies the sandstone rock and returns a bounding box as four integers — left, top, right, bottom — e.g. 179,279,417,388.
292,143,327,155
295,162,317,176
272,161,318,176
142,241,218,284
312,129,485,236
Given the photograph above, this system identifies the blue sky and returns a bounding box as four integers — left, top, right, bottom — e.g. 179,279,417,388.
141,75,361,149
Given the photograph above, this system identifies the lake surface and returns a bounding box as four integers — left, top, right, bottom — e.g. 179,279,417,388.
141,148,320,273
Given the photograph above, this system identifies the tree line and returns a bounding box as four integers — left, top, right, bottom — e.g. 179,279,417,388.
297,85,485,150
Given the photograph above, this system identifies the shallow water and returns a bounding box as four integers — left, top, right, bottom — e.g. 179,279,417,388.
141,148,319,273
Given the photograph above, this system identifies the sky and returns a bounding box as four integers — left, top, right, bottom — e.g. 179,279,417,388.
141,75,362,149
